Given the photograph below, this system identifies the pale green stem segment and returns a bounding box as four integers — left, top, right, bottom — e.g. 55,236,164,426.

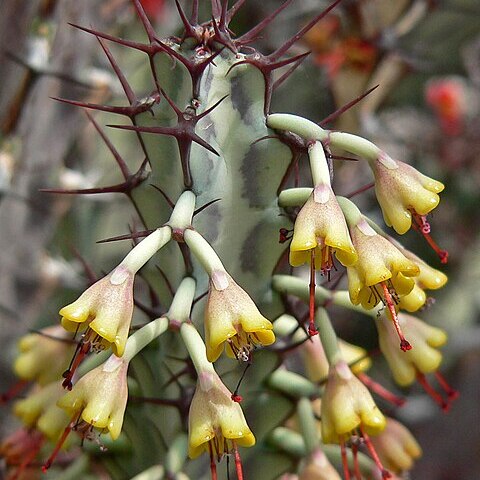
180,322,215,375
273,313,305,341
309,141,331,186
267,113,381,162
267,369,318,398
77,349,111,377
114,226,172,279
166,276,196,324
167,190,196,231
273,275,380,317
122,317,169,363
269,428,379,476
316,308,342,366
297,397,320,454
278,187,313,207
184,229,226,275
129,465,165,480
165,432,188,476
335,196,363,227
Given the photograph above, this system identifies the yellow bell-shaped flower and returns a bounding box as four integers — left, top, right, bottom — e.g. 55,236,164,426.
59,268,134,356
205,270,275,362
14,326,75,386
14,382,70,442
321,361,386,444
371,417,422,474
57,354,129,440
188,370,255,459
338,218,419,309
375,312,447,386
289,184,358,273
371,153,444,234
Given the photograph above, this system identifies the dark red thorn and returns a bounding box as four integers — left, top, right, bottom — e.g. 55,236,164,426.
346,182,375,198
159,87,183,116
193,198,221,216
231,394,243,402
96,36,136,104
131,0,157,42
70,246,98,285
236,0,293,46
226,0,247,24
41,158,149,196
330,154,359,162
155,265,175,298
69,23,155,55
149,184,175,208
196,94,229,120
84,110,130,180
211,14,238,53
320,84,379,126
174,0,199,39
50,96,157,118
272,51,310,92
191,0,199,24
107,124,220,156
96,229,154,244
154,40,224,96
219,0,229,30
269,0,343,61
192,290,209,307
211,0,222,18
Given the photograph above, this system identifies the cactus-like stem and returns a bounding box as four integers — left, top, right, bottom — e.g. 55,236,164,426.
296,397,320,454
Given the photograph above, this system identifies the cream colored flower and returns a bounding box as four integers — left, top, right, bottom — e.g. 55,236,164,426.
188,370,255,459
57,355,129,440
371,153,444,234
205,271,275,362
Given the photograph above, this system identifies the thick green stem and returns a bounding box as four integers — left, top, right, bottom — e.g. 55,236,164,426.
316,308,342,366
309,141,330,186
278,188,313,207
297,397,320,454
123,317,169,363
267,369,318,398
267,113,381,161
272,274,332,304
336,196,363,227
166,276,196,324
180,322,214,375
183,229,226,276
164,432,188,475
167,190,196,231
114,226,172,279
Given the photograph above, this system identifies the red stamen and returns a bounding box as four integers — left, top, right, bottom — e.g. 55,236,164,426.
357,373,406,407
231,394,243,403
233,441,244,480
380,282,411,351
279,228,292,243
62,340,91,390
208,442,217,480
360,426,391,479
434,371,459,401
411,212,448,264
351,441,362,480
0,380,28,404
416,372,449,412
340,439,351,480
42,414,77,472
309,249,318,336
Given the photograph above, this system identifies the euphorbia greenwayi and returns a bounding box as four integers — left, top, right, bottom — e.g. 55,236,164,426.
1,1,458,479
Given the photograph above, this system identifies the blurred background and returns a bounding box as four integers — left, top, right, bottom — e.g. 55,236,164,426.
1,1,479,478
